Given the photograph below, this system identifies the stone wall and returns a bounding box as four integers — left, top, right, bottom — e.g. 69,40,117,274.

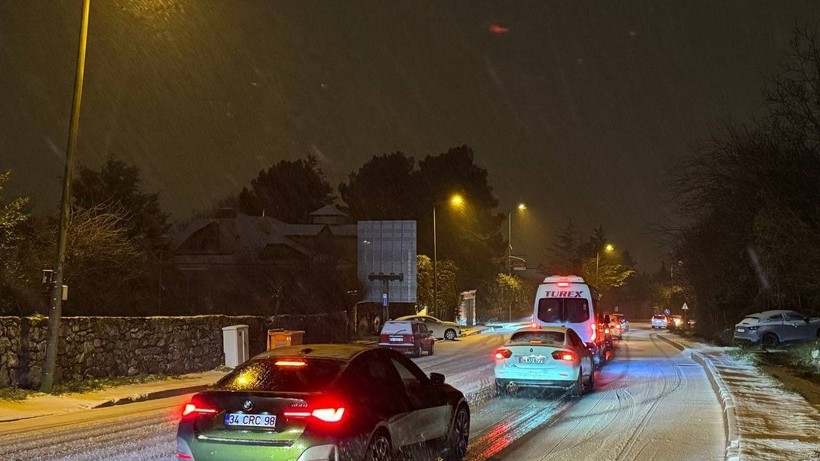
0,312,349,389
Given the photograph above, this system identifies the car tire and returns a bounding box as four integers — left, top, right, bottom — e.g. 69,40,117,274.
761,333,779,350
570,373,583,398
366,432,392,461
584,368,595,394
444,405,470,461
428,342,434,356
412,344,422,358
444,329,457,341
495,380,507,396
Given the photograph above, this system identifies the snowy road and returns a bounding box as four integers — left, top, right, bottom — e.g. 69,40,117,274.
0,326,726,460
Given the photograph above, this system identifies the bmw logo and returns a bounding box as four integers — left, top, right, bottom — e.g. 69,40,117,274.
242,400,253,411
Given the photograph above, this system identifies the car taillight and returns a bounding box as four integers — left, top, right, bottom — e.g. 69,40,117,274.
285,399,346,423
275,359,307,367
495,348,512,359
604,327,610,334
531,322,538,328
182,402,217,417
590,323,597,342
311,408,345,422
551,350,576,361
176,453,194,460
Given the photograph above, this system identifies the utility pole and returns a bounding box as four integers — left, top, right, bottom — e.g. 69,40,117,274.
41,0,91,393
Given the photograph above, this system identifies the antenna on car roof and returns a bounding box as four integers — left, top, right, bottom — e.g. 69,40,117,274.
300,347,314,355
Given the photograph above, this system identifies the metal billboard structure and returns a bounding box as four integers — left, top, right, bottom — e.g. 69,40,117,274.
357,221,417,322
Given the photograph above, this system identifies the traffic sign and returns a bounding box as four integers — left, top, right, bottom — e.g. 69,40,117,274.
382,293,388,307
663,308,671,315
681,303,689,311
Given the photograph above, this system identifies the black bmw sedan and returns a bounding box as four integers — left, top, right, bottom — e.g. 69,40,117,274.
176,344,470,461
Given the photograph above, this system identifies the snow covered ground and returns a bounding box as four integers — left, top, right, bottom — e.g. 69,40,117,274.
661,333,820,461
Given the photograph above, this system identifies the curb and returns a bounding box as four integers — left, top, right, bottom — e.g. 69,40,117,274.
93,384,211,409
654,333,740,461
654,333,685,352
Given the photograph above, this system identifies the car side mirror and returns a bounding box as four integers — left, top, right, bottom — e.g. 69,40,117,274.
805,317,811,323
430,372,445,385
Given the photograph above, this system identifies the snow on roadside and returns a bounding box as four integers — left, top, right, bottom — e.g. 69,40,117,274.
691,345,820,461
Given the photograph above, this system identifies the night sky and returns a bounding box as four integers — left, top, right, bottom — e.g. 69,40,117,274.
2,1,819,270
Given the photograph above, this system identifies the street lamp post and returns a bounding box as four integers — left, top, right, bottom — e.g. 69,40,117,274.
595,243,615,286
433,206,437,317
507,203,526,275
433,194,463,319
41,0,91,393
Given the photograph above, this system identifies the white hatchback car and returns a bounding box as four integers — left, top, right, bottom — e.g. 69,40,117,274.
651,314,669,329
494,326,594,396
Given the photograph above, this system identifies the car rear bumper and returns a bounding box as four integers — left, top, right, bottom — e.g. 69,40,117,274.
495,377,576,390
378,343,416,351
732,331,759,343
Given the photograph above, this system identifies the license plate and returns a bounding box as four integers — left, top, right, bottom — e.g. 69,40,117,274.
389,336,404,342
519,356,545,364
225,413,277,428
736,328,745,332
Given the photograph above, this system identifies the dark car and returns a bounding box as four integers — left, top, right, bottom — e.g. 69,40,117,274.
378,320,435,357
176,344,470,461
733,310,820,349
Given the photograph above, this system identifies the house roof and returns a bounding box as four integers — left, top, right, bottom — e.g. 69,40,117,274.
171,212,356,257
309,204,348,217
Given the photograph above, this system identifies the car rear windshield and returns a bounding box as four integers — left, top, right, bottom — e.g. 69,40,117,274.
215,358,343,393
510,331,565,345
381,322,412,334
536,298,590,323
653,315,666,320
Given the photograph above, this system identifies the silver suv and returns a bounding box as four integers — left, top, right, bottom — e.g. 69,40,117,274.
734,310,820,349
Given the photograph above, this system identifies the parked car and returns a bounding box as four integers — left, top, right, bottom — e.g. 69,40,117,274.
651,314,669,329
378,320,435,357
395,314,462,340
494,326,595,396
733,310,820,349
176,344,470,461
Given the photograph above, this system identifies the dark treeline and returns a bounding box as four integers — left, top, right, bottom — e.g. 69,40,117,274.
670,26,820,339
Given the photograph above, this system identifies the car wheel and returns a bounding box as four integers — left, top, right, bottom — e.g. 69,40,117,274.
761,333,779,350
584,367,595,394
444,329,457,341
570,373,583,397
495,380,507,396
428,342,435,356
412,344,422,358
444,405,470,461
366,432,392,461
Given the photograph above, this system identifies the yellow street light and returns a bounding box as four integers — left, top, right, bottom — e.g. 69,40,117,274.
507,203,527,276
434,194,467,318
596,243,615,284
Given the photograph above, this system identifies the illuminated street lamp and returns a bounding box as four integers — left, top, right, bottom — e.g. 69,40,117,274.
507,203,527,275
595,243,615,285
433,194,464,318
